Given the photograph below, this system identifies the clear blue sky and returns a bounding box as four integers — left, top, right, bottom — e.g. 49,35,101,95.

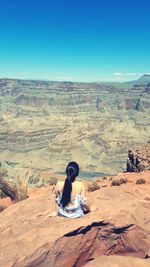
0,0,150,82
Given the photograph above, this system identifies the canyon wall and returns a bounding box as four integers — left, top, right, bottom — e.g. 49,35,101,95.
0,78,149,178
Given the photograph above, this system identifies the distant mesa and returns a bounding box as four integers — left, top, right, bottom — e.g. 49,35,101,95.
133,74,150,85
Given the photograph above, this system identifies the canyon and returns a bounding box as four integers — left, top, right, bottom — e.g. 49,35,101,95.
0,76,150,180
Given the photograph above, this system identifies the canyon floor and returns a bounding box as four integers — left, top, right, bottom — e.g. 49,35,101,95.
0,171,150,267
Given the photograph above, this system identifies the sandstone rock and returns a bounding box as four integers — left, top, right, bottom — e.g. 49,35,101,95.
13,223,149,267
0,172,150,266
85,255,150,267
132,144,150,170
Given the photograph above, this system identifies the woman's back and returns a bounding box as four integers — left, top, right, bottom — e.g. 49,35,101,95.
55,180,87,218
55,180,86,200
48,161,93,218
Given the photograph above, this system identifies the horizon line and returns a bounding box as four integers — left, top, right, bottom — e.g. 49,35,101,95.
0,74,148,84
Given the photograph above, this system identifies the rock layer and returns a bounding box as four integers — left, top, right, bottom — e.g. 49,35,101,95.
14,223,149,267
0,78,150,175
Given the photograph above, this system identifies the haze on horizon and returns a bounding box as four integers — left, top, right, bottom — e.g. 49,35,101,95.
0,0,150,82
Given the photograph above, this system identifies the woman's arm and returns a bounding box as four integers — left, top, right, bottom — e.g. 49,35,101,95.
80,183,95,212
48,201,59,217
80,183,91,212
80,182,86,198
48,182,61,217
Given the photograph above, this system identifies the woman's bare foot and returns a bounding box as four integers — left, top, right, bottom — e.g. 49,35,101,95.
47,211,57,217
90,206,99,212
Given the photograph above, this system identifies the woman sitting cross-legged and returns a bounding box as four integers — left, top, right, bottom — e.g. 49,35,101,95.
49,161,95,218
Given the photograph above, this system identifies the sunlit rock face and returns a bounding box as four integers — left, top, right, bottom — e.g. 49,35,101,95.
0,170,150,266
0,78,150,177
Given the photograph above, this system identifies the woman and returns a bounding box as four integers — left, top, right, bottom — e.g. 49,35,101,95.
49,162,92,218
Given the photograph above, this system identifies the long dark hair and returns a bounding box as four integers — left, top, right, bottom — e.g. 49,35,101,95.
60,162,79,208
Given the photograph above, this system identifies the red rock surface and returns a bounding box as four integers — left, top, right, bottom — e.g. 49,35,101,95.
85,255,150,267
0,171,150,267
132,143,150,170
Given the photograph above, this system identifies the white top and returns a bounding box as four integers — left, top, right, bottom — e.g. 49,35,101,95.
55,193,87,218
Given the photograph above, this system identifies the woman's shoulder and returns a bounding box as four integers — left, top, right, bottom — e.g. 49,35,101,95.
56,180,64,190
74,180,85,189
74,180,82,184
56,180,64,185
76,180,84,185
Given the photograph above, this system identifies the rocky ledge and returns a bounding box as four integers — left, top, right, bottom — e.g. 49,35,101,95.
0,171,150,267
